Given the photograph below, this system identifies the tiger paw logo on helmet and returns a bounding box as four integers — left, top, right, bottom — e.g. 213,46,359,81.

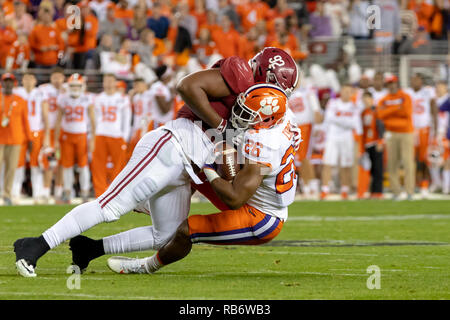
259,96,280,116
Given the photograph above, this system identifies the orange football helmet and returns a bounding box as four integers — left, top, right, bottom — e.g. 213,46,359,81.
231,83,288,130
67,73,85,98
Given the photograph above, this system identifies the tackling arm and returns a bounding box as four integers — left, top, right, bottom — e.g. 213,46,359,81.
176,69,231,130
206,161,265,210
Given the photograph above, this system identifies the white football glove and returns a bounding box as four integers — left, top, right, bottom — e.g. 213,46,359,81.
290,125,302,152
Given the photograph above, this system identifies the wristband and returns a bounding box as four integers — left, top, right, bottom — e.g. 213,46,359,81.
203,167,220,183
216,119,227,134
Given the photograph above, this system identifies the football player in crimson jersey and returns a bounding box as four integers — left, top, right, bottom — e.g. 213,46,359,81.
14,48,301,277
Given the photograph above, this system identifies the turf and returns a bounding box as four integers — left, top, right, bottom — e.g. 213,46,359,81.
0,200,449,300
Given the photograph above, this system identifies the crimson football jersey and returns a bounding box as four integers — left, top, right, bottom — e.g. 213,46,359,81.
176,56,254,129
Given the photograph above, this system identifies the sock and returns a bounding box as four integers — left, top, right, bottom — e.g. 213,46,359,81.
63,167,74,195
78,166,90,193
444,170,450,193
430,167,442,187
42,187,50,198
42,200,106,249
145,252,164,273
321,185,330,193
309,179,320,194
103,226,156,254
12,166,25,198
31,167,43,199
54,185,63,198
303,184,311,195
341,185,349,194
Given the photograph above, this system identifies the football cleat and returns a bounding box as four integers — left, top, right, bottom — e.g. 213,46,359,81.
14,237,49,277
107,256,150,274
69,235,104,273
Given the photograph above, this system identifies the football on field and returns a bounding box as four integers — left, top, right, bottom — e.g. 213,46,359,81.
216,142,240,181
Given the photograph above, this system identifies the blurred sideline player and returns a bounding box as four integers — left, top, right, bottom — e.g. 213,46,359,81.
83,85,296,274
368,72,388,106
128,78,150,160
405,73,438,198
147,65,175,131
288,83,321,198
436,81,450,194
39,67,65,200
91,74,131,197
13,73,50,203
54,73,95,203
321,83,362,200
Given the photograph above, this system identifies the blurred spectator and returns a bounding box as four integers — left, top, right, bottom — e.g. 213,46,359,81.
67,1,99,70
0,9,17,69
201,9,221,35
177,1,198,42
347,0,370,39
90,0,111,22
439,54,450,87
407,0,435,33
12,0,34,36
1,0,15,18
323,0,349,37
100,38,133,80
147,2,170,39
91,33,115,70
268,0,295,33
53,0,66,20
373,0,401,52
398,26,432,54
193,27,219,67
266,17,306,61
0,73,31,206
114,0,134,22
309,1,333,38
191,0,208,32
167,12,193,66
236,0,271,32
28,1,64,68
211,14,240,58
134,28,164,69
5,33,30,72
238,26,258,61
99,2,127,51
127,3,148,41
217,0,239,30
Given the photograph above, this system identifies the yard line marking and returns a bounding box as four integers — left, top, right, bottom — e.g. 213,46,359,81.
288,214,450,222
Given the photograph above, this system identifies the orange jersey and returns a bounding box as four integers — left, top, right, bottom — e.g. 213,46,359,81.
6,40,30,70
361,107,382,148
236,1,270,32
0,93,31,145
67,14,99,53
377,90,414,133
211,28,241,58
29,24,64,66
0,26,17,68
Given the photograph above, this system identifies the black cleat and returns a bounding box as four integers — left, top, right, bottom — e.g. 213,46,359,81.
14,236,50,277
69,235,105,273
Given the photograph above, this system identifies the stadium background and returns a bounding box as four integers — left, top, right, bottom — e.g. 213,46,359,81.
1,0,450,203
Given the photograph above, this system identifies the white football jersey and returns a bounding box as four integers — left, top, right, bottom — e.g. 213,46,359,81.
311,119,327,154
324,98,362,139
368,87,388,106
405,86,436,129
288,87,320,126
94,92,132,141
239,116,297,221
131,92,150,135
14,87,47,132
57,93,93,134
39,83,60,129
147,81,173,127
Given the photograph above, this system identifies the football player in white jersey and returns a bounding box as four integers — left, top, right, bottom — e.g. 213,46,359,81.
102,85,296,274
321,83,362,200
13,73,50,203
54,74,96,203
91,74,131,197
146,65,175,130
288,85,321,198
405,73,438,198
39,67,65,200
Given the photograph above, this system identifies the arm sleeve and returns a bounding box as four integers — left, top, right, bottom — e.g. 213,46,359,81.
218,56,254,95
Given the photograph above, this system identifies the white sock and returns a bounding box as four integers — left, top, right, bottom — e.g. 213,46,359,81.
42,187,50,198
309,179,320,194
443,170,450,194
42,200,106,249
12,166,25,198
63,167,74,194
430,167,442,187
103,226,157,254
31,167,43,199
321,184,330,193
303,184,311,195
54,185,63,198
145,253,164,273
341,185,349,194
78,166,90,193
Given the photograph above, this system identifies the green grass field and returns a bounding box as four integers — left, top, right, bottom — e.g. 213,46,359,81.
0,200,449,300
